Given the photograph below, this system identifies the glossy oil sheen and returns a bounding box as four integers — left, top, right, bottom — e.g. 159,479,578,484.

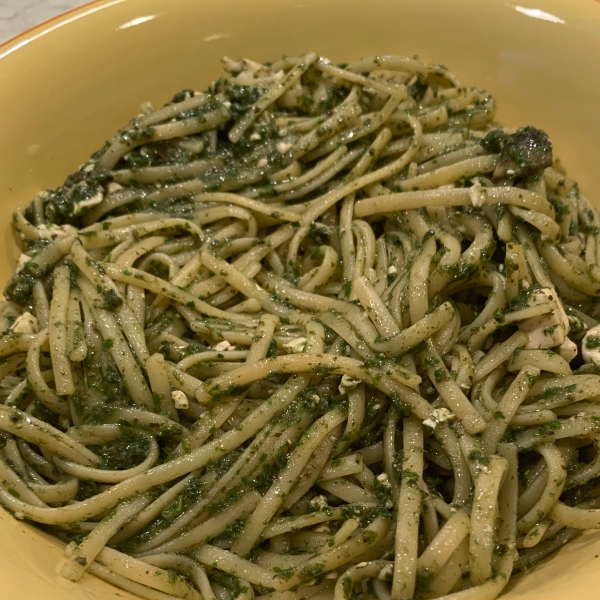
0,0,599,598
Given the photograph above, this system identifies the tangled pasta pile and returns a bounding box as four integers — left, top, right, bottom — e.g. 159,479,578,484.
1,53,600,600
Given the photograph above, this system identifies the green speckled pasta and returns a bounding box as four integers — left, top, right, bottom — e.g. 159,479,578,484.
1,53,600,600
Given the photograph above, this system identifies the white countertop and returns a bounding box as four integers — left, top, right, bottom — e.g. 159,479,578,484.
0,0,89,44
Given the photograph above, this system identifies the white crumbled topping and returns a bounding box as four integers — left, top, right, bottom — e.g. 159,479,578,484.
284,337,307,354
338,374,361,395
214,340,235,352
10,312,38,334
257,158,268,168
498,263,505,273
72,190,104,215
276,141,293,154
517,287,569,350
36,223,77,240
357,562,368,568
310,394,321,405
106,182,123,194
140,101,155,114
279,128,288,137
582,324,600,367
15,254,31,274
171,390,189,409
314,524,331,534
469,181,485,207
568,314,586,332
376,473,392,488
308,495,329,511
321,57,332,65
249,133,261,141
222,101,231,109
558,337,578,362
0,375,21,389
434,408,456,422
423,407,456,430
83,162,96,172
387,265,397,274
378,564,393,580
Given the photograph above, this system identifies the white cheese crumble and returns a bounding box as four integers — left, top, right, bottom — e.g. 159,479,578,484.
376,473,392,488
387,265,397,274
517,287,570,350
338,374,361,395
314,524,331,534
276,141,293,154
72,191,104,215
249,133,261,141
284,337,307,353
0,375,21,389
469,181,485,207
214,340,235,352
423,407,456,430
36,223,78,240
257,158,268,168
171,390,190,409
15,254,31,274
106,182,123,194
308,495,328,511
582,323,600,367
10,312,38,334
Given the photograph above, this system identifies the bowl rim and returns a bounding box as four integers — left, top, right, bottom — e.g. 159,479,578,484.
0,0,114,55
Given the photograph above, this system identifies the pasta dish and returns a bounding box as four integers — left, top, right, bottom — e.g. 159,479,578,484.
1,53,599,600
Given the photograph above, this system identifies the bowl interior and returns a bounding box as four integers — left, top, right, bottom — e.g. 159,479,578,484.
1,0,600,598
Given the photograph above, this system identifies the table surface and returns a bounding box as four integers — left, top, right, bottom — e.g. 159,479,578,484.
0,0,89,44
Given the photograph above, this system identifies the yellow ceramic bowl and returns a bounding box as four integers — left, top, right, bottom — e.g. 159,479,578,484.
1,0,600,597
